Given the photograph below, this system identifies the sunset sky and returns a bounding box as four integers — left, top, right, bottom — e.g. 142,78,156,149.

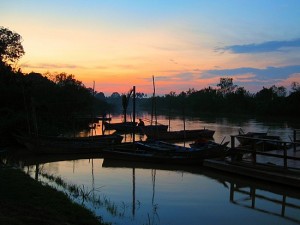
1,0,300,96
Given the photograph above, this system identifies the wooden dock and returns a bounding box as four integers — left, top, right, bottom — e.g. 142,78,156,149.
203,134,300,188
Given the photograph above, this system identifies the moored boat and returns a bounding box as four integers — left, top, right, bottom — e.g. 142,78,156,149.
136,140,229,157
103,121,137,132
138,124,168,133
102,146,204,166
144,128,215,141
103,121,168,134
14,133,123,154
102,139,228,166
236,128,281,149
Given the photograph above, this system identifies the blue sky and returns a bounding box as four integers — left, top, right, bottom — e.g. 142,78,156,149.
1,0,300,95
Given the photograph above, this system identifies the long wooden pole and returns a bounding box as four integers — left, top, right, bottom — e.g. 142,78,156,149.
153,76,157,126
132,86,136,144
151,76,156,125
92,81,95,136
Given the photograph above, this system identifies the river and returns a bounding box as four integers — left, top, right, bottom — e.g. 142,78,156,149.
14,113,300,224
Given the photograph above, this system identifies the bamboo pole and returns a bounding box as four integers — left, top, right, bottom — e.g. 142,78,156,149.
132,86,136,144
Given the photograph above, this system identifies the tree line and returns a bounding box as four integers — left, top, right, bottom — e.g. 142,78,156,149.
138,78,300,117
0,65,112,136
0,26,111,136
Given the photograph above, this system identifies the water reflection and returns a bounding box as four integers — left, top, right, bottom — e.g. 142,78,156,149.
2,151,299,225
206,170,300,224
229,183,300,224
2,113,300,224
88,113,298,145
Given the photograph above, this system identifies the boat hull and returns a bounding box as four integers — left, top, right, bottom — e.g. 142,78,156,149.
144,129,215,141
103,122,168,134
14,134,123,154
102,140,227,166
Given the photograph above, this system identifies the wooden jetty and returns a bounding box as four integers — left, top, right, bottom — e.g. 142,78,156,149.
203,133,300,188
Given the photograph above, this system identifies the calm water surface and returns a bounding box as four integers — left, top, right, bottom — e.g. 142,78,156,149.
18,114,300,225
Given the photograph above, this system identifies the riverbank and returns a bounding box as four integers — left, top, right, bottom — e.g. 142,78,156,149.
0,166,109,225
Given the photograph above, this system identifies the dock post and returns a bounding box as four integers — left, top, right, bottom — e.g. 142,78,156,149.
283,143,287,169
281,195,286,216
294,130,297,152
229,183,234,202
230,136,236,162
252,142,256,165
231,136,235,149
250,187,256,208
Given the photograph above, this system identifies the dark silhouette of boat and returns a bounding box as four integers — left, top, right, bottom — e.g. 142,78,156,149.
103,121,137,132
144,128,215,141
103,121,168,134
14,133,123,154
102,139,227,166
236,128,282,150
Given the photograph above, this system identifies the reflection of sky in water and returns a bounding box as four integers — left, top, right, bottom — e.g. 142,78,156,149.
23,113,300,225
82,113,299,145
30,158,300,225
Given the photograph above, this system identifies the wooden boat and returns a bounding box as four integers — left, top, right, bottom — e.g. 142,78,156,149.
254,137,285,151
237,134,281,145
102,147,203,165
138,124,168,133
14,133,123,154
144,128,215,141
102,139,227,166
236,128,267,145
190,140,230,150
103,121,168,134
103,121,137,132
136,140,229,157
236,133,267,145
236,128,281,148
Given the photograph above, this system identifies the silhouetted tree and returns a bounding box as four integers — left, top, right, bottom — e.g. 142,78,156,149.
121,89,133,122
0,27,25,65
110,92,121,98
217,77,237,96
95,92,106,101
291,82,300,93
136,92,147,98
285,82,300,116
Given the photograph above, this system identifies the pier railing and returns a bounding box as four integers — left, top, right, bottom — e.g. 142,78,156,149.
230,135,300,171
229,183,300,223
294,129,300,143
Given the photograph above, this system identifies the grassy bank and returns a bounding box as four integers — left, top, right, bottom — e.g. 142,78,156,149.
0,167,109,225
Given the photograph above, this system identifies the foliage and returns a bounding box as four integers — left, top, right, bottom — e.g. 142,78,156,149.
291,82,300,92
0,26,25,64
0,66,111,135
217,77,237,96
139,78,300,117
121,88,133,122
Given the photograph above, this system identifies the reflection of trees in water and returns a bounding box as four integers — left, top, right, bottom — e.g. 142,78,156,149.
22,162,163,225
38,169,161,225
37,170,127,219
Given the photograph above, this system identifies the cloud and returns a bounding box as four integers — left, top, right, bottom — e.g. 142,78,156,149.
201,65,300,81
169,59,178,65
217,38,300,54
154,73,195,82
21,63,82,69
